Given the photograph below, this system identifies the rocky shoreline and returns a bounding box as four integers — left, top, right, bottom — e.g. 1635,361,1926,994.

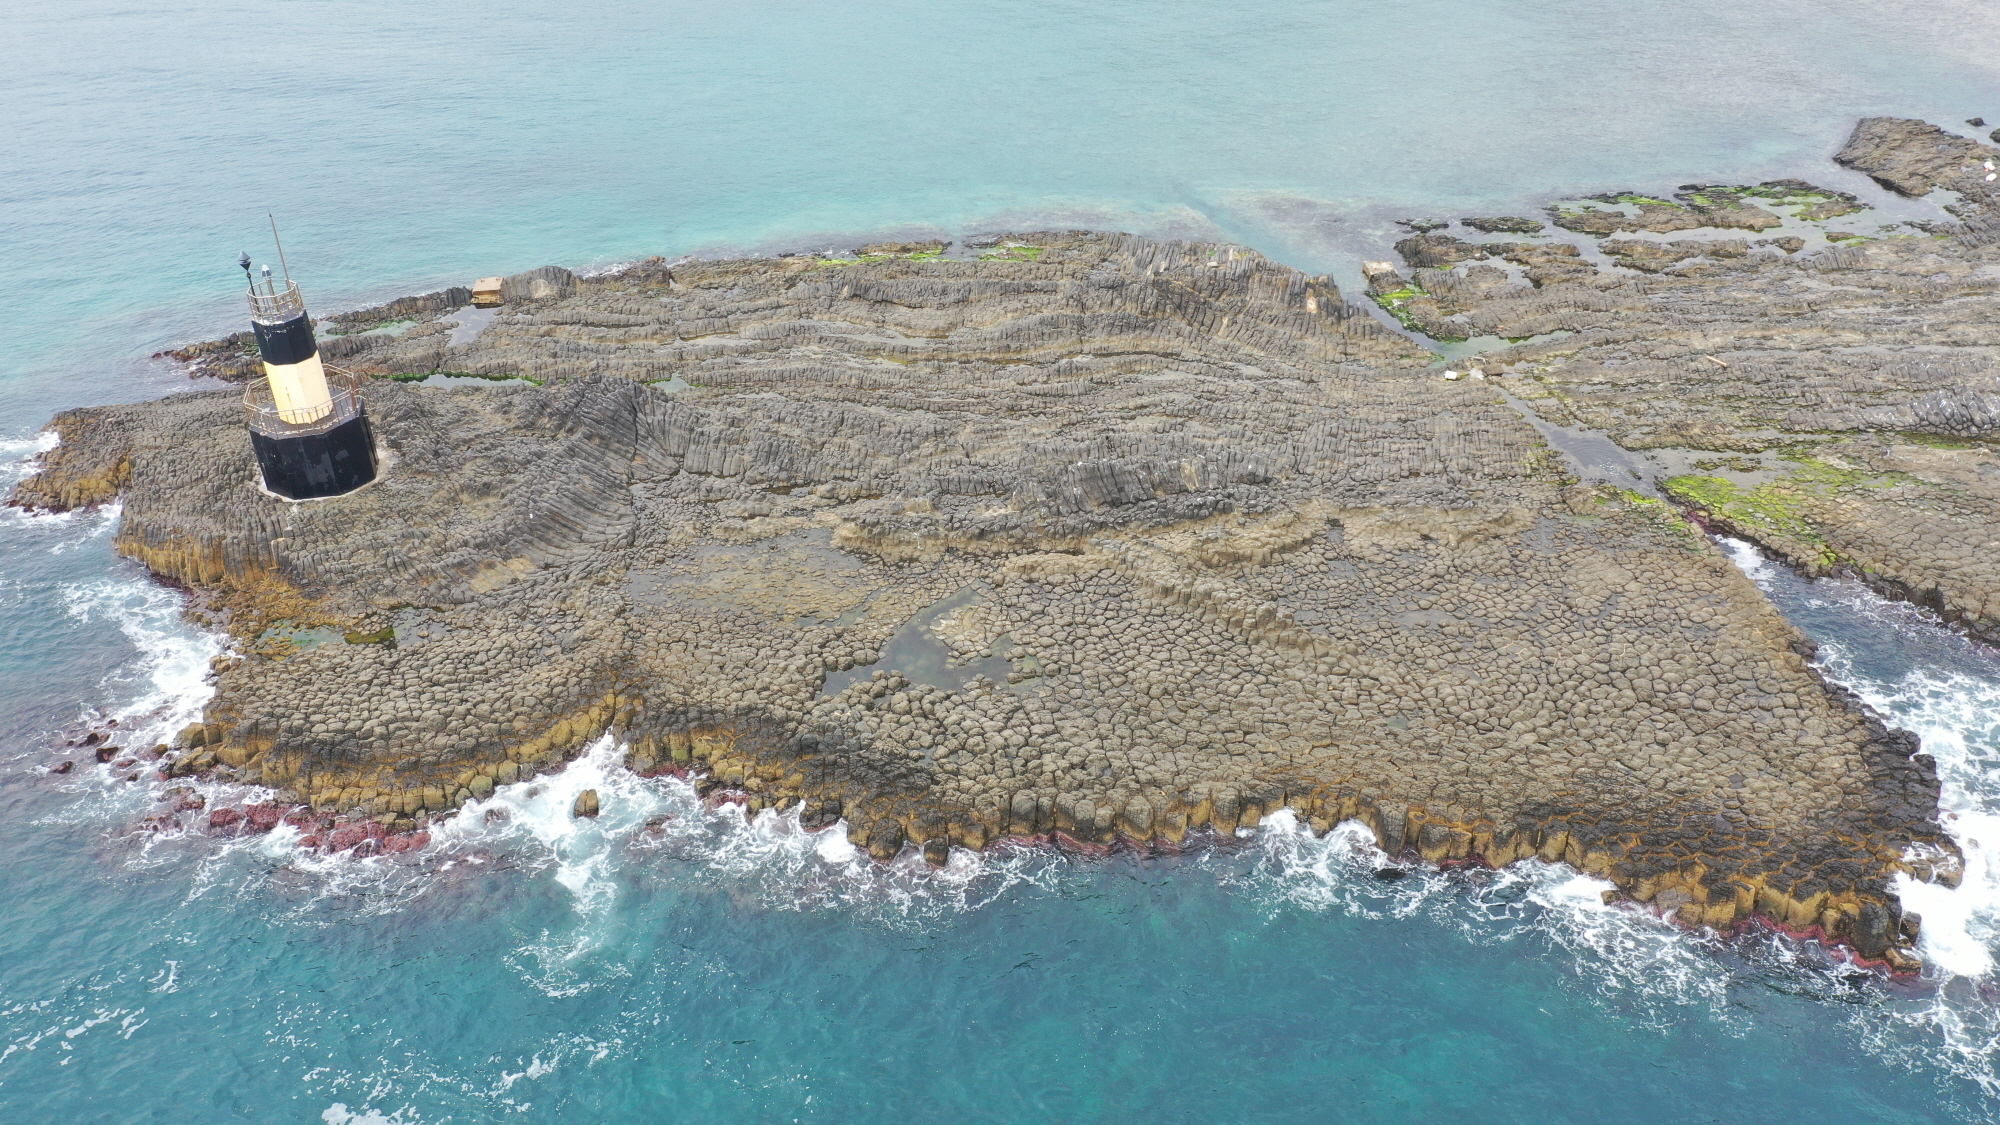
18,117,2000,971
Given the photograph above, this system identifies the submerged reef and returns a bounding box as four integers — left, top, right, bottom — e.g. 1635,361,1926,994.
19,118,2000,969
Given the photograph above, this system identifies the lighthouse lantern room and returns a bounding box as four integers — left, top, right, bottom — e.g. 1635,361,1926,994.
238,242,378,500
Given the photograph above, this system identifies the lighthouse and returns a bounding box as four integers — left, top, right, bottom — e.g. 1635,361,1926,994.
239,247,378,500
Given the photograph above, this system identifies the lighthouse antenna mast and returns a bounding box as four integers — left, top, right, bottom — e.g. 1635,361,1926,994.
268,213,292,286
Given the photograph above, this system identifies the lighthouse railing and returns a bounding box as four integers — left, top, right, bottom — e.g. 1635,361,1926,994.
246,280,306,324
243,366,367,438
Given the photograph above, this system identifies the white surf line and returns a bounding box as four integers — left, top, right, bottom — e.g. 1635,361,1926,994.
1720,536,2000,1094
1719,537,1999,977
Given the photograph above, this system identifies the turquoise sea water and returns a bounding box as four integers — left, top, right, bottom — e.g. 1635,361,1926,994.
8,2,2000,1119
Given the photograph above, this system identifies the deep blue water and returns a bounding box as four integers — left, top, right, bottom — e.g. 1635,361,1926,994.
7,2,2000,1120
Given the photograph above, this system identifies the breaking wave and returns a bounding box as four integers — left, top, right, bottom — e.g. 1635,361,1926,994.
69,719,1753,1012
0,432,79,535
35,711,2000,1118
22,517,2000,1116
56,569,222,750
1239,811,1735,1021
0,429,59,463
98,735,1757,1033
1725,537,2000,1099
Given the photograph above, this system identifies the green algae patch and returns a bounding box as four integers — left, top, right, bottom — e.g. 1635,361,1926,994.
1733,184,1831,203
343,625,396,646
1662,456,1920,569
812,254,893,269
1369,287,1430,333
1663,474,1831,564
978,245,1044,262
1725,183,1867,219
818,246,951,268
1368,284,1469,341
1776,453,1921,491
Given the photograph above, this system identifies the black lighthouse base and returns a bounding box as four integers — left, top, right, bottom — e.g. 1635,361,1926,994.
250,410,378,500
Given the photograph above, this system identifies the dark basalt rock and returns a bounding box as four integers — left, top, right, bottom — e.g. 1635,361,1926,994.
1461,216,1545,235
1835,116,1997,203
14,144,1987,965
867,819,906,861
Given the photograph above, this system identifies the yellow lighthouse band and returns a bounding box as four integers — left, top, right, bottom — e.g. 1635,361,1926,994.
265,352,335,425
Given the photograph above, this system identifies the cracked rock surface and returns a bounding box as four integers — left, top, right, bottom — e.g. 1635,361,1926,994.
14,197,1969,964
1366,119,2000,662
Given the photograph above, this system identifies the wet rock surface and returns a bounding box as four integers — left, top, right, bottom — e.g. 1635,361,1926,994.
16,130,1991,964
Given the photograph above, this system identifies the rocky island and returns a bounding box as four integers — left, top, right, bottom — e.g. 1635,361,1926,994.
17,117,2000,969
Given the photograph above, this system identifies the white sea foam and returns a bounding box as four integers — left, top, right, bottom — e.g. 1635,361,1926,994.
0,430,60,459
44,500,118,554
233,777,1750,1118
80,720,1740,1038
1719,535,1774,579
39,527,2000,1106
1,498,236,856
58,569,222,753
436,735,1053,919
1724,536,2000,1095
0,431,59,492
414,736,1058,994
1723,539,2000,967
0,430,72,530
321,1103,418,1125
576,258,644,279
1240,810,1732,1020
96,731,1062,991
1872,664,2000,979
1818,658,2000,1094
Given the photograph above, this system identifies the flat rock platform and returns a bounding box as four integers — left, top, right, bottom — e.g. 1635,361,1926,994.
22,117,2000,967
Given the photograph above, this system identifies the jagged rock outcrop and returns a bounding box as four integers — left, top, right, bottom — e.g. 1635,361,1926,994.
15,210,1967,965
1835,116,2000,206
1366,119,2000,657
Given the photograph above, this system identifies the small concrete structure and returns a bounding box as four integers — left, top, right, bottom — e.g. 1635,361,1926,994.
471,276,504,308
